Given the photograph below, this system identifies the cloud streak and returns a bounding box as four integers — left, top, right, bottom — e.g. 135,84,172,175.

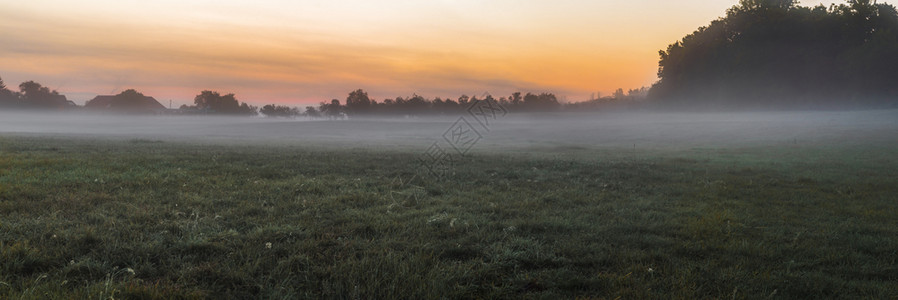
8,1,843,105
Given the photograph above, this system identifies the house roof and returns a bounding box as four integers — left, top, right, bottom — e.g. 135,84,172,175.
86,94,166,111
85,96,115,108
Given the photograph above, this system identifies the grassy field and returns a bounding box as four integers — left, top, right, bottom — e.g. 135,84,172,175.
1,135,896,299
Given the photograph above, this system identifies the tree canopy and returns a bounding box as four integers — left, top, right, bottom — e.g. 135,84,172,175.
0,76,18,107
0,72,641,115
0,79,73,109
305,90,563,117
650,0,898,108
253,89,574,119
345,89,372,115
191,90,257,115
259,104,299,117
17,81,70,109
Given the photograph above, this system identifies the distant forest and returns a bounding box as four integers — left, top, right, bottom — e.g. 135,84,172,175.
0,77,647,117
263,88,648,118
650,0,898,108
2,0,896,115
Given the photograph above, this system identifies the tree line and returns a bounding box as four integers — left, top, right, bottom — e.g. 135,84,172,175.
258,88,653,118
260,90,566,118
0,78,259,115
180,91,257,115
0,79,73,110
300,89,569,118
0,76,647,117
650,0,898,108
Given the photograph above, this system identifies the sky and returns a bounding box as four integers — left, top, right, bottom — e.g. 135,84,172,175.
1,0,843,106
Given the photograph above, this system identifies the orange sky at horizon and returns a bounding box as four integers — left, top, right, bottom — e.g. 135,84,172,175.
0,0,844,107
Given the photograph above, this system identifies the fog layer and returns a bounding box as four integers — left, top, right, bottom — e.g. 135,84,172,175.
1,110,896,151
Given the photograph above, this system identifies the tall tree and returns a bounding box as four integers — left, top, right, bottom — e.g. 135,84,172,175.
193,90,256,115
19,81,68,109
0,76,18,107
320,99,343,119
651,0,898,108
345,89,372,115
260,104,298,117
304,106,321,118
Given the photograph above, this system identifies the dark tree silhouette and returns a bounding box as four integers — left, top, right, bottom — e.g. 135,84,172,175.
650,0,898,108
18,81,71,110
259,104,299,117
319,99,344,119
304,106,321,118
327,88,574,117
518,92,560,111
191,90,257,115
0,76,19,107
457,95,470,106
345,89,372,115
509,92,522,106
612,88,625,99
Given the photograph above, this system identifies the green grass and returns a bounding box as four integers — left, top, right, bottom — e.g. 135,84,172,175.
1,136,896,299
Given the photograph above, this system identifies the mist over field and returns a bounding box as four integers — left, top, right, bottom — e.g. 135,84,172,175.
4,0,898,298
3,108,898,298
1,110,896,151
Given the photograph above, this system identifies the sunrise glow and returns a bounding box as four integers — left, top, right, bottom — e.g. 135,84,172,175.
0,0,842,106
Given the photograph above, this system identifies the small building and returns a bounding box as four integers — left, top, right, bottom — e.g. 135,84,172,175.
86,93,166,114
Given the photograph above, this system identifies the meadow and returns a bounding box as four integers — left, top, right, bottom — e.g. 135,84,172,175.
1,111,897,299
